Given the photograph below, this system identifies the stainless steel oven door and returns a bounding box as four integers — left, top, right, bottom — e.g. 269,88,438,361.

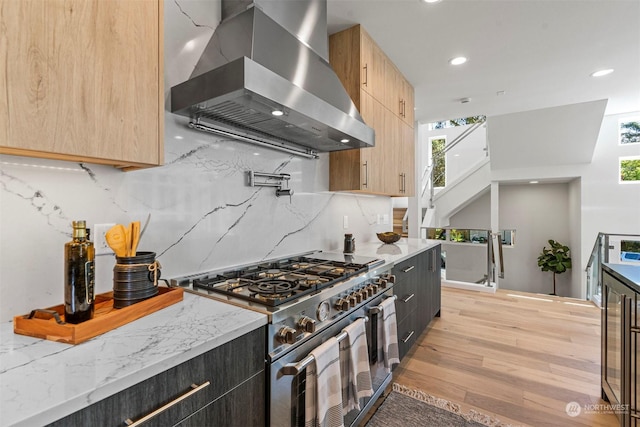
269,290,393,427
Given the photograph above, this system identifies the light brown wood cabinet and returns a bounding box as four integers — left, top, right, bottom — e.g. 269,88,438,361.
329,24,414,196
0,0,164,170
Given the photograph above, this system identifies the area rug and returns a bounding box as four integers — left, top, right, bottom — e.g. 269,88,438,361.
365,383,512,427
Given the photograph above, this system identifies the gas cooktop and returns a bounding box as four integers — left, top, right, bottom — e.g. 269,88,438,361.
170,251,384,308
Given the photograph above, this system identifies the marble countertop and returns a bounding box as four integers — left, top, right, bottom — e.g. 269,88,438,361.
0,292,267,427
603,263,640,293
349,237,441,266
0,238,438,426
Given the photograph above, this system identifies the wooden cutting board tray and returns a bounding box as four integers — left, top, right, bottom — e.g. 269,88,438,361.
13,287,184,344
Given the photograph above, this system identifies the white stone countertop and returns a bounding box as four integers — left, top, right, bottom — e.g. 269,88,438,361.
350,238,441,266
0,291,268,427
0,239,438,427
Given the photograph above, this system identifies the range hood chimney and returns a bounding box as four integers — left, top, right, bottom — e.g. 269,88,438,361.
171,0,375,159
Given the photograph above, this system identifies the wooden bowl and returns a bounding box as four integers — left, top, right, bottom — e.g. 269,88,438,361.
377,232,401,244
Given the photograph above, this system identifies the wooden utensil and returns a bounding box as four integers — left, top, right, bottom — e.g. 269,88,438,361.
130,221,140,256
105,224,128,257
125,223,133,257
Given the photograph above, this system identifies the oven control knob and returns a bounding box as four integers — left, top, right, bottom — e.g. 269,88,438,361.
363,289,371,299
363,285,373,298
371,284,380,294
276,326,297,344
349,292,359,304
348,294,358,307
367,285,376,297
383,274,396,284
375,278,387,288
335,298,350,311
297,316,316,333
354,291,364,303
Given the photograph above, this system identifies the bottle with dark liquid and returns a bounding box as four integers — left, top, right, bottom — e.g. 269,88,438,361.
64,220,95,324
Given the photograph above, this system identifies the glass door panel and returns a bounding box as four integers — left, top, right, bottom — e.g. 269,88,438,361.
606,286,622,403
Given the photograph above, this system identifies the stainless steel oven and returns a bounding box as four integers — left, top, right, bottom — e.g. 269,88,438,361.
271,289,394,427
171,251,396,427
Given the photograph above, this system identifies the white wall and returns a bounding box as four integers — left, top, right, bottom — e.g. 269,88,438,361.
499,183,572,296
568,178,582,297
580,112,640,281
448,190,491,229
0,0,393,322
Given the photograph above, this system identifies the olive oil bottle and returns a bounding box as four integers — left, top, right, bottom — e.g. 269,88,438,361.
64,220,95,323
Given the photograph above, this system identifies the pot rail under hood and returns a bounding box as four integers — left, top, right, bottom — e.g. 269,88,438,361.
170,0,375,158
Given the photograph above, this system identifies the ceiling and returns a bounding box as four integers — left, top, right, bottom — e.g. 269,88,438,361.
326,0,640,124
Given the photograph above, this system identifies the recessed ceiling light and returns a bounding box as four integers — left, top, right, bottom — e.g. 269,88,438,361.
421,0,442,3
271,109,284,116
529,180,539,184
174,135,184,140
590,69,614,77
340,138,350,143
449,56,467,65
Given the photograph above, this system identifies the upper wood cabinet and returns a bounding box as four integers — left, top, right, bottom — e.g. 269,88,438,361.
385,61,415,127
0,0,164,170
329,24,415,196
360,30,387,103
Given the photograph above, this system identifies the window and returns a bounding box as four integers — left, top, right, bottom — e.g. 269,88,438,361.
620,156,640,183
619,116,640,145
621,239,640,262
430,137,446,187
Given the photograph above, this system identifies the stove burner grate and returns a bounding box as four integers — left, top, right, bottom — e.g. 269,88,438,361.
248,280,300,296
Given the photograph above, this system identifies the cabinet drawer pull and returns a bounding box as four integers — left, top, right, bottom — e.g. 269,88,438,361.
363,161,369,188
363,64,368,87
401,330,415,343
402,294,415,303
402,265,415,273
124,381,210,426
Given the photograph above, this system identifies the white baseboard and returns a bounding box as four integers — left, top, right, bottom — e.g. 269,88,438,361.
442,279,497,293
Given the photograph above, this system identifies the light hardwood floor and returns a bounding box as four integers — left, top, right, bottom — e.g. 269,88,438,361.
390,287,619,427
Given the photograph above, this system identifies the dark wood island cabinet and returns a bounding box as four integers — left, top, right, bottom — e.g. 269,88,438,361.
48,327,266,427
393,246,441,360
601,264,640,427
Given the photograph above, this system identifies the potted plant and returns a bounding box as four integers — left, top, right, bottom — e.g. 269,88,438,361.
537,239,572,295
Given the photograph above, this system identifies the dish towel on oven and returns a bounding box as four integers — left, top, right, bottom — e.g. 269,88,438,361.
305,337,344,427
377,297,400,373
339,318,373,414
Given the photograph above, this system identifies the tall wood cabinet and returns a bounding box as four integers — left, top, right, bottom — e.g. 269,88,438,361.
0,0,164,170
329,25,415,196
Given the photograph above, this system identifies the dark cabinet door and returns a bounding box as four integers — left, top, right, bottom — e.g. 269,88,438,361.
429,245,442,319
393,257,419,324
176,371,265,427
416,249,430,333
601,270,637,427
397,310,418,361
48,327,266,427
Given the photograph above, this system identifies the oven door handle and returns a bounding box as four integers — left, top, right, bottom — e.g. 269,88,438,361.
281,316,369,376
368,294,398,315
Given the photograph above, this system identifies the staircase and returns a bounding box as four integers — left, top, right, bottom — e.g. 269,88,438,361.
422,158,491,228
393,208,408,237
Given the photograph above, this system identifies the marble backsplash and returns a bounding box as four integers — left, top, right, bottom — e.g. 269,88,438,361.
0,0,393,322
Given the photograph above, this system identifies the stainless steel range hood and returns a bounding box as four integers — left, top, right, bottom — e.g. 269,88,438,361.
170,0,374,159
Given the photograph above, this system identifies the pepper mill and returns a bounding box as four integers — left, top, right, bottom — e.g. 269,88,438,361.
344,233,355,254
